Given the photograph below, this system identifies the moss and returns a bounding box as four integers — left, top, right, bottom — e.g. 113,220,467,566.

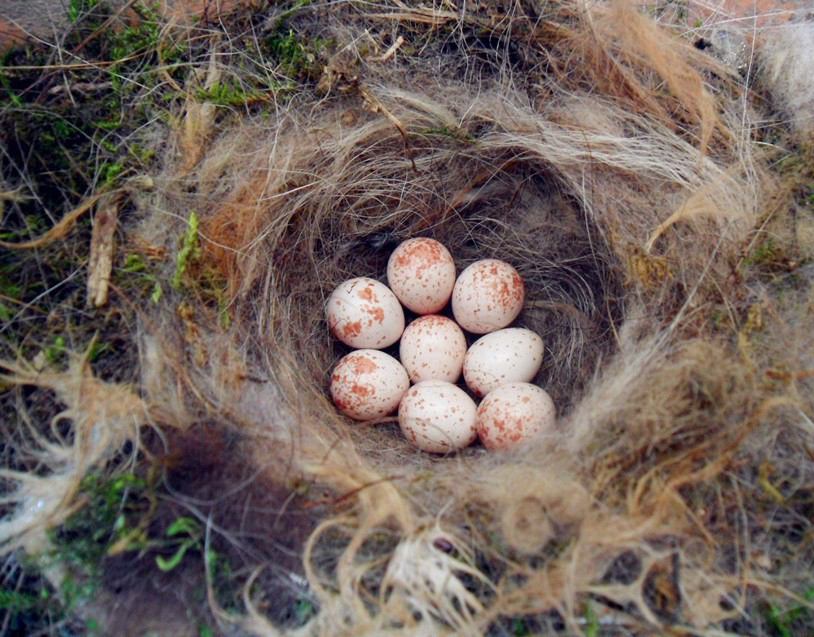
44,468,243,624
171,211,200,290
263,1,334,83
116,253,164,303
49,472,152,590
68,0,100,24
0,0,193,381
266,30,333,81
0,562,78,636
746,238,781,267
760,588,814,637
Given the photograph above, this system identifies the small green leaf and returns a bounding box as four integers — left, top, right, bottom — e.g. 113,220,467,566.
155,539,195,572
765,603,792,637
45,335,66,364
121,254,146,273
295,598,314,623
510,617,528,637
100,161,124,187
582,600,599,637
171,211,200,290
218,303,230,329
166,516,198,538
150,280,163,303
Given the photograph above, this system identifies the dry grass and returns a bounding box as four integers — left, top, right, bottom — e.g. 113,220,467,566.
2,1,814,635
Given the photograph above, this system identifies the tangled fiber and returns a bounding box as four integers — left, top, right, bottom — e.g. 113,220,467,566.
2,1,814,635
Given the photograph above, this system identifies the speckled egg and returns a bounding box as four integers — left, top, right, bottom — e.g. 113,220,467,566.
326,278,405,348
477,382,556,451
399,315,467,383
451,259,525,334
463,328,544,396
386,238,456,314
330,349,409,421
398,381,478,453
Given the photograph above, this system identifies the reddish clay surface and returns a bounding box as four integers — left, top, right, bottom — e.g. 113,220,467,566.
0,0,253,51
0,19,26,51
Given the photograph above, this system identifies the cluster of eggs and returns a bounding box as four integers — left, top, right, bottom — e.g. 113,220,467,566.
326,238,556,453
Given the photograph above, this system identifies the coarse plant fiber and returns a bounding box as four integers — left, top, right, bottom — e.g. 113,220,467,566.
2,1,814,635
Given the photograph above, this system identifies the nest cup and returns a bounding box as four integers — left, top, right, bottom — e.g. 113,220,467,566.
154,0,762,476
194,95,622,456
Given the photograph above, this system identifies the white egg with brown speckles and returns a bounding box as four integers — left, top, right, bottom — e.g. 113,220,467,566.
387,238,456,314
330,350,409,421
463,328,544,396
326,278,405,349
452,259,525,334
398,381,478,453
399,315,467,383
477,382,556,451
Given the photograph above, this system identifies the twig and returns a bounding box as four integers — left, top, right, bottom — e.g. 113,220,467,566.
0,57,142,73
366,10,459,26
0,187,28,222
86,192,122,307
371,36,405,62
0,172,149,251
357,84,407,139
0,188,27,203
47,81,113,95
0,292,47,315
357,84,417,171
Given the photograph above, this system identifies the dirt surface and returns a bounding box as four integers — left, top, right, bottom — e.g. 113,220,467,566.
0,0,68,50
0,0,251,51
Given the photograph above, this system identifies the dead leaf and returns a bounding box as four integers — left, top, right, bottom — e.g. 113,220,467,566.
86,193,121,307
179,46,220,172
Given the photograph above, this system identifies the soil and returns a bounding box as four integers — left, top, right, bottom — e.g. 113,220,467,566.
0,0,252,52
